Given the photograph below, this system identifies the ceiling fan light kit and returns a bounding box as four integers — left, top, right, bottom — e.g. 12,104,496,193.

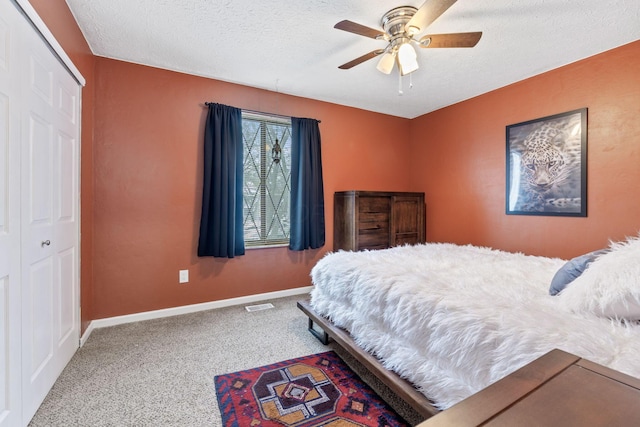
334,0,482,86
376,52,396,74
397,42,419,75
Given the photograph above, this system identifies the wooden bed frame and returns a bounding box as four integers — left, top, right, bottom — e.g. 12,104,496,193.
297,299,439,420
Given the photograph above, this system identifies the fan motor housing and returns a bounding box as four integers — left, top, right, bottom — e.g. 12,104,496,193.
380,6,417,39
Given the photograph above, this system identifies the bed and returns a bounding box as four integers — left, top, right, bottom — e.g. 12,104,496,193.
300,237,640,418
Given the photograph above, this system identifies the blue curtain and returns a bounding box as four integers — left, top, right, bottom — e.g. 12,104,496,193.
289,117,325,250
198,103,245,258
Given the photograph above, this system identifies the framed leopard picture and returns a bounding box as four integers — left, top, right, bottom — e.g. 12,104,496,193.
506,108,587,216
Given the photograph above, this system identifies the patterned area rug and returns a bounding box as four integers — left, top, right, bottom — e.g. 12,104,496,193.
214,351,409,427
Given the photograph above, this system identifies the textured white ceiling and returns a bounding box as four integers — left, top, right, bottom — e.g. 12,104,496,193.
65,0,640,118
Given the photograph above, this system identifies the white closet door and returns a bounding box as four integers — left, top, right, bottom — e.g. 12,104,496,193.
0,1,81,425
17,2,81,424
0,4,23,427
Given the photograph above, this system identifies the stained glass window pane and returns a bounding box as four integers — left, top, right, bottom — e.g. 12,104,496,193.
242,113,291,246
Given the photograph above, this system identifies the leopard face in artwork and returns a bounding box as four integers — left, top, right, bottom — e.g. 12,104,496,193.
511,119,583,213
521,126,567,193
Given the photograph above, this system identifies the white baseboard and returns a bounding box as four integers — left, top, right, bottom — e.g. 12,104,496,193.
80,286,312,346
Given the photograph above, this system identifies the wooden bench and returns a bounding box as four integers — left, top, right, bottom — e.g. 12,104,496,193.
417,348,640,426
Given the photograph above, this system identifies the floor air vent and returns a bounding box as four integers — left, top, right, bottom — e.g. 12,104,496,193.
245,303,275,312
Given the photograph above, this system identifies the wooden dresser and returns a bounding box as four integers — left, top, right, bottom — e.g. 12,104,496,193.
417,349,640,427
333,191,425,251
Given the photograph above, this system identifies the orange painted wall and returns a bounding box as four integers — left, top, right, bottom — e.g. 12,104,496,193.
92,58,413,319
409,40,640,259
29,0,95,332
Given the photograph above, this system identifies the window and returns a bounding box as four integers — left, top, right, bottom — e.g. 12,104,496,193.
242,112,291,247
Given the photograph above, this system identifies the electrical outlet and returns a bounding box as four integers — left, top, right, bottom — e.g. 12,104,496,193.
179,269,189,284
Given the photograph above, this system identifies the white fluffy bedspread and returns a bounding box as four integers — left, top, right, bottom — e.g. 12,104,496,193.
309,243,640,410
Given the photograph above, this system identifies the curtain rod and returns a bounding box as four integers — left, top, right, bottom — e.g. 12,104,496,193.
203,102,320,123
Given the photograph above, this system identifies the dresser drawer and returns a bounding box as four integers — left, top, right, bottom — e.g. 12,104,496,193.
357,197,390,251
358,212,389,229
358,228,390,250
394,233,420,246
358,196,390,215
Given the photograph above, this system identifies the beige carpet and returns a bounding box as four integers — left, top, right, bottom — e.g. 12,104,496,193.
29,294,424,426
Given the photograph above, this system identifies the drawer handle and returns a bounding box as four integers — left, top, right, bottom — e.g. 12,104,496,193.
41,240,51,247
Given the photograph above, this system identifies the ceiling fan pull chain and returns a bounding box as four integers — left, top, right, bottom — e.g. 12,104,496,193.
398,72,403,96
409,72,413,90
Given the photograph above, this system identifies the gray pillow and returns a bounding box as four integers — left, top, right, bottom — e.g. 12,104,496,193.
549,250,608,296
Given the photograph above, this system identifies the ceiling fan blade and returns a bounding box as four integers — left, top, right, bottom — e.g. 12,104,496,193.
334,20,385,39
418,32,482,48
338,50,385,70
405,0,458,35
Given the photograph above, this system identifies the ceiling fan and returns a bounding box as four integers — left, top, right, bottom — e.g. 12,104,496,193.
335,0,482,76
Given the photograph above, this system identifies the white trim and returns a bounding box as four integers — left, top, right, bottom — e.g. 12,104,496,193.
79,321,95,347
246,242,289,250
86,286,313,333
13,0,86,86
242,111,291,125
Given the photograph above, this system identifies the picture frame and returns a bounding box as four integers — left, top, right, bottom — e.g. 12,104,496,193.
506,108,587,217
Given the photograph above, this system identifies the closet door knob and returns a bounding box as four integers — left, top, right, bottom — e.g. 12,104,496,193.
41,240,51,247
